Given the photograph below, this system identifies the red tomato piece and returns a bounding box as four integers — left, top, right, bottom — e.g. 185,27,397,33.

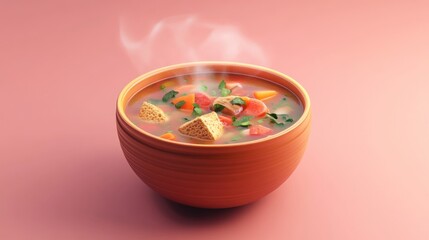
249,125,273,136
241,98,268,117
195,92,212,109
218,115,233,126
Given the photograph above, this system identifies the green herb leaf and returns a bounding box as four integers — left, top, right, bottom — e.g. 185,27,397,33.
266,113,283,125
201,85,208,92
221,88,231,97
162,90,179,102
232,116,253,127
218,80,226,90
281,114,294,122
174,100,186,109
257,119,264,124
192,103,203,116
230,97,245,106
213,104,225,112
183,117,190,122
266,113,293,126
211,89,218,96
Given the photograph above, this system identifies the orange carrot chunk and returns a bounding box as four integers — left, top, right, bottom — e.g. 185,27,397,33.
241,98,268,117
171,93,195,111
253,90,277,100
249,125,273,136
160,132,176,140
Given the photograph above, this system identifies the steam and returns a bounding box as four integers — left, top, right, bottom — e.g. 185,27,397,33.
119,15,268,72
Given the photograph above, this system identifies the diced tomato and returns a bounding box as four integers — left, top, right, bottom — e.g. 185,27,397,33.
249,125,273,136
218,115,233,126
241,98,268,117
195,92,212,109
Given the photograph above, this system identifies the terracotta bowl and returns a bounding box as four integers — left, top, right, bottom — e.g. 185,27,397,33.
116,62,311,208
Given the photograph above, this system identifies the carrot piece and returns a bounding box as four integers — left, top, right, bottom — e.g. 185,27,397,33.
171,93,195,111
241,96,250,105
253,90,277,100
218,115,233,126
160,132,176,140
241,98,268,117
249,125,273,136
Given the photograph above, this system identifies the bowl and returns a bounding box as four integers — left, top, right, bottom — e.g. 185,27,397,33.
116,62,311,208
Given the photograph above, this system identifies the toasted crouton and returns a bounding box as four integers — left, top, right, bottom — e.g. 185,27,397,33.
178,112,223,141
139,101,168,122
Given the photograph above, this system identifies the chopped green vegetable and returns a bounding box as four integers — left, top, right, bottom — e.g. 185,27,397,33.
183,117,190,122
232,116,253,127
221,88,231,97
266,113,293,126
218,79,231,97
211,89,218,96
201,85,208,92
174,100,186,109
218,80,226,90
192,103,203,116
230,97,245,106
282,114,294,122
257,119,264,124
162,90,179,102
213,104,225,112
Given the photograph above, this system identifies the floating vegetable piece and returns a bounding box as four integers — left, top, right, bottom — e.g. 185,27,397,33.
171,93,195,111
249,125,273,136
218,115,233,126
160,132,176,140
254,90,278,100
241,98,268,117
195,92,213,109
162,90,179,102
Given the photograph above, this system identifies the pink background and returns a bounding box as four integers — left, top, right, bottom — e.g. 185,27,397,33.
1,0,428,239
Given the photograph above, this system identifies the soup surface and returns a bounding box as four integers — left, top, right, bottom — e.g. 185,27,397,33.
125,73,304,144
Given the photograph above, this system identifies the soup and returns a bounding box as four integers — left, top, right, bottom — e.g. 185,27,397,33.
125,73,304,144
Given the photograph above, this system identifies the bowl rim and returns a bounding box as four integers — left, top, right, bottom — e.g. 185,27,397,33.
117,61,311,148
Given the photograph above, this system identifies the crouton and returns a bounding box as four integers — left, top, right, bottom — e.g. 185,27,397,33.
139,101,168,122
178,112,223,141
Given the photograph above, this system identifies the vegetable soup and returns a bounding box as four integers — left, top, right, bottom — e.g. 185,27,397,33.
125,73,304,144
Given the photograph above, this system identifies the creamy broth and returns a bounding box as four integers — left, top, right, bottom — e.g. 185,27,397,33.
125,73,304,144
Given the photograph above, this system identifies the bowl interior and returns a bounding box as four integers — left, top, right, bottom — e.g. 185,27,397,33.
117,61,311,147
